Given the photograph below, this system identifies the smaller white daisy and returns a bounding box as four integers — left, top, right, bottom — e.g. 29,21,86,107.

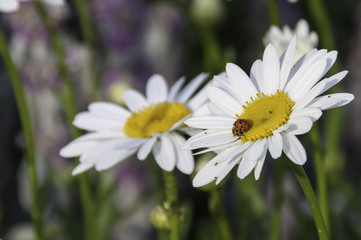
183,37,354,187
60,73,209,175
263,19,318,63
0,0,64,13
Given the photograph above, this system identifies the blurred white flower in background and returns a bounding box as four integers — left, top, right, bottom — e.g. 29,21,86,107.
263,19,318,63
0,0,64,13
60,73,209,175
287,0,298,3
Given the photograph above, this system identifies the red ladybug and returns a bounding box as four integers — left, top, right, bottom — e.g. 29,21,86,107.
232,119,250,136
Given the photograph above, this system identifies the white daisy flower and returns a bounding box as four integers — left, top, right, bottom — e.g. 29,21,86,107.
183,37,354,187
0,0,64,13
60,73,209,175
263,19,318,63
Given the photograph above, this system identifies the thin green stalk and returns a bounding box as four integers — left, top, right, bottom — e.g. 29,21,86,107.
289,162,329,240
163,171,180,240
266,0,280,26
0,27,43,240
209,189,233,240
32,1,95,239
73,0,100,100
270,159,285,240
310,126,329,231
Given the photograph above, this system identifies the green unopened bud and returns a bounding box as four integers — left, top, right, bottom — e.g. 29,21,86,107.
150,205,170,230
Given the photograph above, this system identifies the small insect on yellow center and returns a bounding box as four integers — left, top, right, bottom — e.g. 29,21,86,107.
124,101,191,138
235,90,294,142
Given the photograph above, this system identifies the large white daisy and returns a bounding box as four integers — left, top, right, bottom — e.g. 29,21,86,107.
0,0,64,13
183,37,354,187
263,19,318,63
60,73,209,175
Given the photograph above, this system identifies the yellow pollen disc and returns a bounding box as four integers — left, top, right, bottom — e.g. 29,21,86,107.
236,90,294,142
124,101,191,138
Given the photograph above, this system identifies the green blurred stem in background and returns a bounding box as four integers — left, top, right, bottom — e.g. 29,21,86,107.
310,126,329,231
163,171,180,240
32,1,96,239
209,189,233,240
0,28,43,240
289,162,329,240
73,0,100,100
270,159,285,240
266,0,280,26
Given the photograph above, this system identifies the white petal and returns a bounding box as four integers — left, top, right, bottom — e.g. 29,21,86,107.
206,86,243,117
316,71,348,96
226,63,258,101
250,59,263,93
177,73,208,104
254,146,267,180
288,49,323,79
279,36,296,90
146,74,168,104
237,147,258,179
192,144,248,187
137,137,157,160
60,132,122,158
286,117,313,135
248,138,267,161
169,133,194,174
72,163,94,176
185,116,236,130
153,136,176,171
187,84,209,111
73,112,123,131
273,124,290,134
123,89,148,112
79,138,134,164
0,0,19,13
183,130,237,149
287,59,328,101
308,93,354,110
291,107,322,122
60,140,97,158
268,133,283,159
212,75,240,101
88,102,131,119
215,155,241,184
168,76,185,102
263,44,280,94
295,71,348,110
287,49,327,90
95,148,137,171
281,133,307,165
293,80,327,110
193,139,242,155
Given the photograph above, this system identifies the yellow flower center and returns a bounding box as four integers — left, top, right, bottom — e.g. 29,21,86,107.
237,90,294,142
124,102,191,138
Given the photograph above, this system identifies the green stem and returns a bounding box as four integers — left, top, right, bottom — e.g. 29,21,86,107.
163,171,180,240
0,27,43,240
266,0,281,26
32,1,95,239
73,0,100,100
209,189,233,240
270,159,285,240
289,162,329,240
310,126,329,231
